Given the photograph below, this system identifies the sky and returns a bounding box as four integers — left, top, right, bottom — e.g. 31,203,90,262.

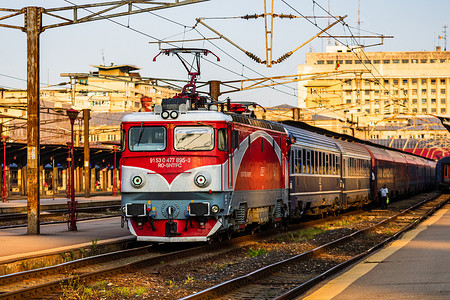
0,0,449,107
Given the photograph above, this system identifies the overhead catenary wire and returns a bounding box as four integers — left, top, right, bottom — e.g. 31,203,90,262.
61,0,298,102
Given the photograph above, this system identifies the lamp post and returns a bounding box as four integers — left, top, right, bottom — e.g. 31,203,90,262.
1,136,8,202
66,108,79,231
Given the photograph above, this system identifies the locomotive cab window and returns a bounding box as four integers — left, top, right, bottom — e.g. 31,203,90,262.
217,128,227,151
174,126,214,151
129,126,166,151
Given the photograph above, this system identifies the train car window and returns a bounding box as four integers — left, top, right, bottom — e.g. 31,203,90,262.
120,129,126,152
298,149,302,173
306,150,311,174
261,137,264,152
313,151,317,174
174,126,214,151
231,130,239,149
217,128,227,151
336,156,340,175
318,152,322,174
129,126,166,152
325,154,329,175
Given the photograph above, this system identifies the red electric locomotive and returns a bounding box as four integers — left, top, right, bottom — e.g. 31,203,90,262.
120,49,290,242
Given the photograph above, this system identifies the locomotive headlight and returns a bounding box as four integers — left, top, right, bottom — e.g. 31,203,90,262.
170,110,179,119
211,205,220,214
131,175,144,188
161,110,170,119
194,172,211,188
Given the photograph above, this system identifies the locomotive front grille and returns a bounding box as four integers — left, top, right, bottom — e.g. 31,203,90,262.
125,203,146,217
189,202,210,216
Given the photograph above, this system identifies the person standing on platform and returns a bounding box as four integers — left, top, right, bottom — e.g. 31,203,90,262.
380,184,389,209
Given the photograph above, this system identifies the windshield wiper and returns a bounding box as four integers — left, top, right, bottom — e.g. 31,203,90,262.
137,122,144,145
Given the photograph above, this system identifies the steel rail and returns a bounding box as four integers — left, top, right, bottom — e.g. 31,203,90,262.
0,209,362,299
0,229,273,300
181,194,448,300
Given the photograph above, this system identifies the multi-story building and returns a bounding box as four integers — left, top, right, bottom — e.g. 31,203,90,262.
62,64,179,112
298,46,450,117
296,46,450,158
1,64,180,144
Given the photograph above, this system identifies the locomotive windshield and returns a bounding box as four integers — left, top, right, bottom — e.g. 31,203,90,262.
129,126,166,151
174,126,214,151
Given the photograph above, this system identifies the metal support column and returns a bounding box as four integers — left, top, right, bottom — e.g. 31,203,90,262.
209,80,221,101
83,109,90,198
26,7,42,235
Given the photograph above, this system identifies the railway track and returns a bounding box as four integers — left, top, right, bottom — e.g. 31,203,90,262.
181,193,449,300
0,205,121,229
0,208,364,299
0,193,444,299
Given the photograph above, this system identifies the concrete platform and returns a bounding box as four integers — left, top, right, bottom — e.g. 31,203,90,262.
0,217,134,263
302,204,450,300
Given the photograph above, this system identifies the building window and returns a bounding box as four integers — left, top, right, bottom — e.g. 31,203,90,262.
441,98,446,104
420,59,428,63
393,59,400,64
412,99,417,104
384,91,390,95
412,79,417,84
345,80,352,85
374,90,379,94
382,60,390,64
375,109,380,113
431,89,436,94
422,108,427,113
441,79,446,84
364,60,371,64
441,89,446,94
421,79,427,84
441,108,446,113
430,59,437,63
440,59,447,63
393,79,398,85
365,109,370,114
411,59,418,63
373,60,380,64
346,99,351,104
327,60,334,64
354,60,362,64
431,108,436,113
431,98,436,104
393,90,399,95
317,60,324,64
431,79,436,85
384,100,389,104
384,79,389,84
412,89,417,95
364,90,370,95
402,79,408,85
421,98,427,104
345,60,353,64
422,89,427,94
384,107,390,114
402,59,409,63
